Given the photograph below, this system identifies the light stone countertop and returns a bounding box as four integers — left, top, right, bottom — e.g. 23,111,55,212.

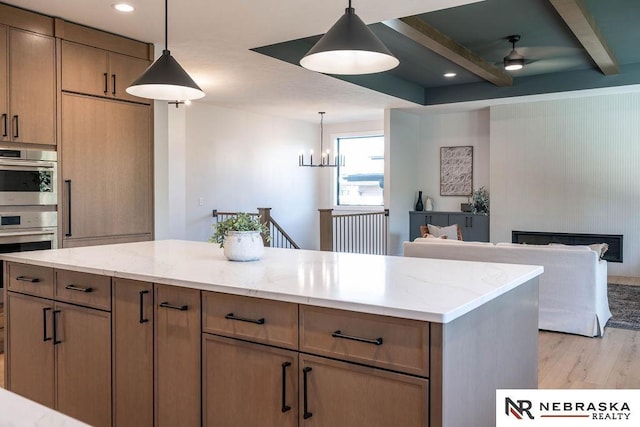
0,239,543,323
0,388,90,426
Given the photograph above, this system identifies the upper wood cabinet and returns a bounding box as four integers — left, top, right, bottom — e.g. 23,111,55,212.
61,41,150,104
0,25,56,145
61,93,153,244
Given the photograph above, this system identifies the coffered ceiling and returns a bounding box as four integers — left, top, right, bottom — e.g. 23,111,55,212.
4,0,640,122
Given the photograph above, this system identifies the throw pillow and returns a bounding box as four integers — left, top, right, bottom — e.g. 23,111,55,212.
427,224,460,240
589,243,609,260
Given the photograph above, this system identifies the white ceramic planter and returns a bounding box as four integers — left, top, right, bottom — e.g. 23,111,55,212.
223,231,264,262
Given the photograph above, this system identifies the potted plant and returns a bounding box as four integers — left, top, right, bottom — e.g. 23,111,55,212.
472,186,489,215
210,213,270,261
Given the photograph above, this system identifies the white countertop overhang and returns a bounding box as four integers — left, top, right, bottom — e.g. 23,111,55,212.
0,240,543,323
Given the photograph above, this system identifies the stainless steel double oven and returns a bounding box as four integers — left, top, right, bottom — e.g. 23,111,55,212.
0,146,58,351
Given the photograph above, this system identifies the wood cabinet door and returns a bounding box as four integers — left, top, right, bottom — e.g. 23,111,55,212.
202,334,298,427
109,52,150,103
6,292,54,408
0,26,8,143
61,41,109,98
61,93,152,242
299,354,429,427
55,302,111,427
155,285,201,427
113,278,153,427
8,28,56,145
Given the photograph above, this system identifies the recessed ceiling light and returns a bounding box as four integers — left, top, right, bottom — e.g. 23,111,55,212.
112,3,135,13
444,72,456,78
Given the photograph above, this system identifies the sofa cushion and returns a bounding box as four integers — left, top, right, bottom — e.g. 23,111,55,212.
589,243,609,259
427,224,460,240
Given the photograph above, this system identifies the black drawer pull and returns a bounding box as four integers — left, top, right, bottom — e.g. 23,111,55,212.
1,113,7,137
12,115,18,138
332,330,383,346
159,302,188,311
139,290,149,323
65,284,93,293
281,362,291,413
224,312,265,325
53,310,62,345
303,367,312,419
16,276,40,283
42,307,52,342
65,179,72,237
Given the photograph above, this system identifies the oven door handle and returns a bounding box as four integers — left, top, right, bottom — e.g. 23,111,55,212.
0,230,56,238
0,161,56,169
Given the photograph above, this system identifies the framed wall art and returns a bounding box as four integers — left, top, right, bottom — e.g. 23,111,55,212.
440,146,473,196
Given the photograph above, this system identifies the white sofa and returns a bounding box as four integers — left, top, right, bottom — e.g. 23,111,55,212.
403,239,611,337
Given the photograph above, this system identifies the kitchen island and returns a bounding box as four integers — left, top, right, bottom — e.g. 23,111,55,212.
2,240,543,427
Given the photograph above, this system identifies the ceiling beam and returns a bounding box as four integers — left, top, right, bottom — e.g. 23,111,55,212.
382,16,513,87
548,0,619,75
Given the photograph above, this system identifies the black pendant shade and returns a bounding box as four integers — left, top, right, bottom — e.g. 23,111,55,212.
300,4,399,75
126,0,205,101
126,50,205,100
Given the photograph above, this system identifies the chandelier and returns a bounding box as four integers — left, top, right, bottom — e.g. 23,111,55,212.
299,112,345,168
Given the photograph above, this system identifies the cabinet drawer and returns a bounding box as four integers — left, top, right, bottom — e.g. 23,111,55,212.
6,263,54,299
300,306,429,376
55,270,111,311
202,292,298,350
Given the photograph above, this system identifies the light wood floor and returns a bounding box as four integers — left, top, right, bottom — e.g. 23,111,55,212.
0,329,639,391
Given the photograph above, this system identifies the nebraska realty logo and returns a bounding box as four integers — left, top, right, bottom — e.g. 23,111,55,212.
497,390,640,426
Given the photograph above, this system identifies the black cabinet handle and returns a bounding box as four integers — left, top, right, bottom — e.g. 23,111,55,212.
469,216,473,228
103,72,108,94
303,367,313,419
281,362,291,413
465,217,469,228
139,290,149,323
1,113,7,137
332,330,383,346
224,312,265,325
112,74,116,95
16,276,40,283
65,284,93,293
53,310,61,345
159,301,188,311
12,115,18,138
42,307,52,342
65,180,72,237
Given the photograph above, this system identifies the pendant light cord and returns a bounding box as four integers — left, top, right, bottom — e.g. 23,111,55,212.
319,112,325,154
164,0,169,51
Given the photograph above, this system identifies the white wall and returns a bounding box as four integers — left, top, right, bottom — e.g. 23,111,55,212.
416,109,490,212
388,109,421,255
490,92,640,276
387,109,490,254
183,103,320,249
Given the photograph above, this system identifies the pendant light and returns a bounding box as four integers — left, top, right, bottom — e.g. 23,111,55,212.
299,112,345,168
300,0,399,75
126,0,205,101
503,35,525,71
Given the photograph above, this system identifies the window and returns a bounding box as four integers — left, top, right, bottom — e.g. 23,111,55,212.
336,135,384,206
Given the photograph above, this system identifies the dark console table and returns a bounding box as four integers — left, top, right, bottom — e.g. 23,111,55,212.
512,231,623,263
409,211,490,242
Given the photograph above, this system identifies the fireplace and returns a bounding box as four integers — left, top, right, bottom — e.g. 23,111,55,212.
512,231,623,263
